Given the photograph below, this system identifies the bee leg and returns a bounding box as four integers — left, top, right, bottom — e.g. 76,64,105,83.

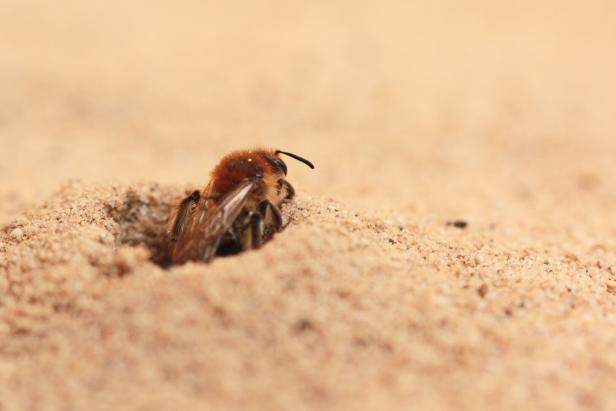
250,213,264,249
280,180,295,200
258,200,283,231
239,212,262,251
227,225,240,243
170,190,201,241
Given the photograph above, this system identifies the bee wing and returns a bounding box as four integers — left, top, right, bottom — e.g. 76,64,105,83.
170,178,257,264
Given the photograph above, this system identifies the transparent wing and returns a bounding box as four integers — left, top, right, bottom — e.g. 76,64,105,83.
170,179,257,264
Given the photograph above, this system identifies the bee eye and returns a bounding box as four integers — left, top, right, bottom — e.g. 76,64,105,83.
272,158,287,175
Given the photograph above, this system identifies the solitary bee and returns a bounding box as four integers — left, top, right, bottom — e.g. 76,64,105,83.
167,149,314,265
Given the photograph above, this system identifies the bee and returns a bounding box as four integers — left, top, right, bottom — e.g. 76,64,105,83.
167,148,314,265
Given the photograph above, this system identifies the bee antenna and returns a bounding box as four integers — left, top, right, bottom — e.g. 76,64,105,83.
275,150,315,169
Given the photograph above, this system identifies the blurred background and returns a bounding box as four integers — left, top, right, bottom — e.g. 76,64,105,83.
1,0,615,225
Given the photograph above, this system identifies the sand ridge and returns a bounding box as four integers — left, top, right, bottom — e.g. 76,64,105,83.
2,180,616,410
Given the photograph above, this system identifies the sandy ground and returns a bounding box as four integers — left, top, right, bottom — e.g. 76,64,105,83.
2,1,616,410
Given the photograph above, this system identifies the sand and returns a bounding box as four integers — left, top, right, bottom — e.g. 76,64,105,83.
2,1,616,410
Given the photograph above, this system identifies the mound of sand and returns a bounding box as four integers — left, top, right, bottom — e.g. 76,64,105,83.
2,180,616,411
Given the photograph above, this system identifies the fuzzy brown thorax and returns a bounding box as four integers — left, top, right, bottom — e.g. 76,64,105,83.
206,149,286,208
